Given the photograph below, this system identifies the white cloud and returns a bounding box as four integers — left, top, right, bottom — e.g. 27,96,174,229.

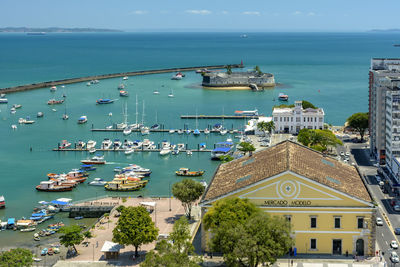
185,9,211,15
307,12,316,16
242,11,261,16
221,10,229,15
293,11,302,15
130,10,148,15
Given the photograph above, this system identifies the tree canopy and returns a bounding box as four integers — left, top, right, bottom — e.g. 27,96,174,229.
113,206,159,257
219,155,234,163
141,217,201,267
203,198,293,267
347,112,369,141
297,129,342,152
257,121,275,135
226,65,232,75
254,65,262,75
0,248,33,267
273,100,317,110
238,142,256,155
58,225,85,254
172,179,205,219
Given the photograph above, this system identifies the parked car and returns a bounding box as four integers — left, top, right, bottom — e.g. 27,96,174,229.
375,175,382,183
376,217,383,226
394,205,400,212
394,228,400,235
40,248,48,256
391,251,400,263
340,151,345,156
391,240,399,249
345,152,350,156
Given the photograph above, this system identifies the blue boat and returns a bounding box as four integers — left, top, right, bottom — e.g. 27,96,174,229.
80,164,96,171
96,99,114,104
213,123,223,131
200,143,206,150
211,142,234,160
193,129,200,135
7,218,15,228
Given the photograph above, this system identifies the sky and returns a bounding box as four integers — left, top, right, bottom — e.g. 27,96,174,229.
1,0,400,32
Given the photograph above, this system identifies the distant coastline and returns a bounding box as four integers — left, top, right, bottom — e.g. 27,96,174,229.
368,29,400,33
0,27,123,33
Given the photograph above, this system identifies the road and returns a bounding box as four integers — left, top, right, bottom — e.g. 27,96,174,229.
340,138,400,264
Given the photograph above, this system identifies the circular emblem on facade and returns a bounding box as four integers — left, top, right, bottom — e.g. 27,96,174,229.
279,181,298,198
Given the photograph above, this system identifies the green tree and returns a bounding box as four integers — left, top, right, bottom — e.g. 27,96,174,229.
254,65,262,75
257,121,275,136
301,100,317,109
219,155,234,163
203,198,292,267
347,112,369,141
297,129,342,152
238,142,256,155
58,225,85,254
0,248,33,267
141,217,202,267
172,179,205,219
226,65,232,75
113,206,159,257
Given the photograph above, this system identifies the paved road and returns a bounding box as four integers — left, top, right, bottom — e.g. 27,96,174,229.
344,140,400,264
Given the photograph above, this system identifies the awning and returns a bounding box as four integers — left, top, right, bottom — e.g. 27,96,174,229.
7,218,15,225
51,200,68,205
101,241,122,253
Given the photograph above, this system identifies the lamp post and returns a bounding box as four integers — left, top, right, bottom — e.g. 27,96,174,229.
169,182,172,211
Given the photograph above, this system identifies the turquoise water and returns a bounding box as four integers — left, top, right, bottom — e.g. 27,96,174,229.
0,32,399,246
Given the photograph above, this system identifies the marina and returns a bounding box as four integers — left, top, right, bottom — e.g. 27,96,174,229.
180,114,261,119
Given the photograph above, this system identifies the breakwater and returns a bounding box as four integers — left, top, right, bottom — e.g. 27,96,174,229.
0,63,244,94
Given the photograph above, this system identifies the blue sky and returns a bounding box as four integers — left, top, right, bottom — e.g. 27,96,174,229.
1,0,400,31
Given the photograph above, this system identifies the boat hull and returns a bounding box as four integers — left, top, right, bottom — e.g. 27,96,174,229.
35,186,73,192
80,160,106,165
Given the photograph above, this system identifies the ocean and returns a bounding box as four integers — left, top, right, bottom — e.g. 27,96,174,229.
0,32,398,247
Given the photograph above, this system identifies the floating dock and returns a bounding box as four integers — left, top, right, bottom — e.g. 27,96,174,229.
180,115,261,119
90,128,239,133
53,148,212,152
0,63,243,94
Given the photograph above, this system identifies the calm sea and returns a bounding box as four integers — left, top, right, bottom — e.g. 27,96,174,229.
0,32,398,246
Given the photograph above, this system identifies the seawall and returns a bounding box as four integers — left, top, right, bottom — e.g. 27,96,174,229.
0,63,243,94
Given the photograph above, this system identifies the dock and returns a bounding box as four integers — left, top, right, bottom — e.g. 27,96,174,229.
53,148,212,152
180,115,261,119
90,128,239,133
0,63,243,94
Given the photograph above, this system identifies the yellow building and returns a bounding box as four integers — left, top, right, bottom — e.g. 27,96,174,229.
200,141,376,256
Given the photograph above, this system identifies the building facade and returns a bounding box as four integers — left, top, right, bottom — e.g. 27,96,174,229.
272,101,325,134
202,71,275,88
369,58,400,167
200,141,376,256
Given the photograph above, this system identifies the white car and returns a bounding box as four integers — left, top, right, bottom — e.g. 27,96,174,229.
391,240,399,249
391,251,399,263
340,151,345,156
376,217,383,226
345,152,350,156
394,205,400,212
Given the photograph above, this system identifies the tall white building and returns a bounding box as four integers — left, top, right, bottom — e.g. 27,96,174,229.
272,101,325,134
369,58,400,167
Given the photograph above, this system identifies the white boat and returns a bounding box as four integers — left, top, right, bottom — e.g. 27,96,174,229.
185,129,191,135
11,124,17,130
142,139,154,149
88,147,96,154
113,139,122,150
220,128,228,135
106,125,113,129
141,127,150,135
153,90,160,95
52,108,57,112
108,112,113,116
78,116,87,124
77,140,86,149
169,129,175,134
50,86,57,92
116,123,127,129
168,90,174,98
234,109,259,116
123,76,128,80
171,72,183,80
117,103,129,129
125,147,135,155
132,140,143,149
0,98,8,104
118,84,125,89
160,141,171,156
186,150,193,155
89,178,107,186
87,140,97,149
102,138,113,149
177,129,184,134
12,104,22,109
10,107,16,114
123,127,132,136
20,227,36,232
204,128,210,134
177,143,185,151
37,112,44,118
87,82,91,86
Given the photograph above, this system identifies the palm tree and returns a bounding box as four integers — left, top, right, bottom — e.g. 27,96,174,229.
226,65,232,75
265,121,275,135
257,121,274,136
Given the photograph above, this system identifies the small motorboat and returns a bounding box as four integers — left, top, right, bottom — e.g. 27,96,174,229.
89,178,107,186
123,127,132,136
11,124,17,130
20,227,36,232
153,90,160,95
120,90,129,97
87,82,91,86
0,98,8,104
12,104,22,109
168,91,174,98
89,147,96,153
204,128,210,134
81,155,106,165
96,99,114,104
87,140,97,149
125,147,135,155
78,116,87,124
47,99,64,105
220,128,228,135
123,76,128,80
171,72,183,80
50,86,57,92
62,113,69,120
59,140,71,149
118,84,125,90
186,150,193,156
102,138,113,149
169,129,175,134
193,129,200,136
175,168,205,177
10,107,16,114
278,93,289,101
37,112,44,118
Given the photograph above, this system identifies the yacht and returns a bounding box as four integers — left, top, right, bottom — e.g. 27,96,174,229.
159,141,172,156
89,178,107,186
117,123,128,129
113,139,122,150
177,143,185,151
132,140,143,149
123,126,132,136
122,139,134,149
204,128,210,134
142,139,154,149
102,139,113,149
87,140,97,149
124,147,135,155
59,140,71,149
77,140,86,149
81,155,106,165
193,129,200,136
220,128,228,135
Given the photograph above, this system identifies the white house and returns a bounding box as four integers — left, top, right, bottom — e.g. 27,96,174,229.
272,101,325,134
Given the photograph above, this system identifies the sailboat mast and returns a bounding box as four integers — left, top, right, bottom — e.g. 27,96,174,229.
124,103,128,124
135,94,138,125
141,100,145,125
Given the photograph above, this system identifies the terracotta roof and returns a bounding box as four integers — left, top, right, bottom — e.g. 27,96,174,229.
202,141,372,203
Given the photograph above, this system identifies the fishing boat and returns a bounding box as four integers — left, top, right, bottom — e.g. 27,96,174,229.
0,196,5,209
37,112,44,118
89,178,107,186
81,155,106,165
204,128,210,134
47,99,64,105
105,179,148,191
118,84,125,89
123,76,128,80
175,168,205,177
234,109,259,116
59,140,71,149
211,141,234,160
35,181,74,192
77,116,87,124
87,140,97,149
101,138,113,149
50,86,57,92
120,90,129,97
96,99,114,104
171,72,183,80
278,93,289,101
